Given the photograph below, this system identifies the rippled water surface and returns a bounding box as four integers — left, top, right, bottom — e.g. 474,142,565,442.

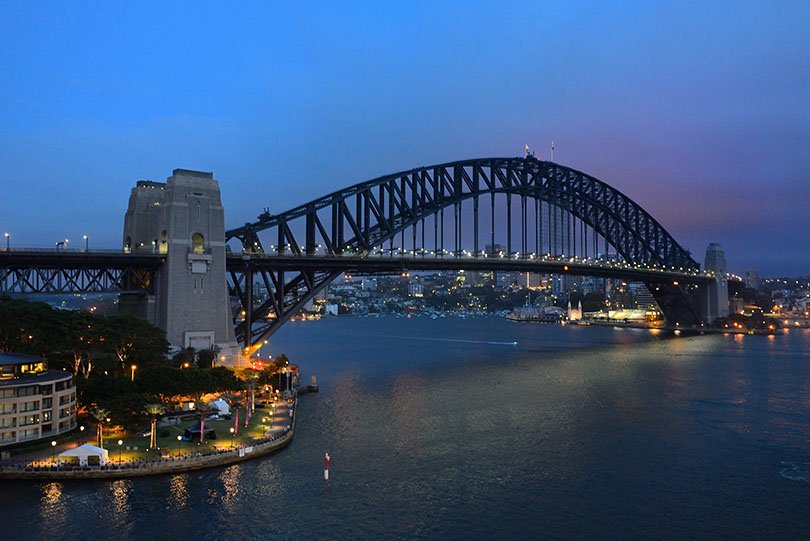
2,317,809,540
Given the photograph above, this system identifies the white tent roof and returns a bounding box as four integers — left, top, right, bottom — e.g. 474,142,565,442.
59,443,109,459
208,398,230,414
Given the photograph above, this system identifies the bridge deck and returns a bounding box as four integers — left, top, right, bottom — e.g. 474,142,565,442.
0,249,163,268
226,254,712,284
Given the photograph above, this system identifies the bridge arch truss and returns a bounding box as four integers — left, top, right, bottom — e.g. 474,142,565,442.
226,157,704,349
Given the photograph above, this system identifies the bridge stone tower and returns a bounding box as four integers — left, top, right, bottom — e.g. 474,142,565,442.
120,169,243,366
703,242,730,322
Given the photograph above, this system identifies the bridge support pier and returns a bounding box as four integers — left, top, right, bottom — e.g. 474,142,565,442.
701,243,729,324
700,276,729,324
121,169,245,367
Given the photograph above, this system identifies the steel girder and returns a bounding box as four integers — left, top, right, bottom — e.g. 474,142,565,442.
228,157,697,270
226,157,705,347
0,251,159,294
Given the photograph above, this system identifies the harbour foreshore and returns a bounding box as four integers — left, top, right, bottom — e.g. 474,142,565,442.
0,398,298,481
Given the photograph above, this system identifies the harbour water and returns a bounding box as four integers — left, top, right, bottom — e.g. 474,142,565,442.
2,316,809,540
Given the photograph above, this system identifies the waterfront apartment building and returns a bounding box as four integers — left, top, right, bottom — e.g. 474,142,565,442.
0,353,76,447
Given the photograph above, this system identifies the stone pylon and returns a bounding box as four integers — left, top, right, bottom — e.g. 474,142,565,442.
120,169,243,366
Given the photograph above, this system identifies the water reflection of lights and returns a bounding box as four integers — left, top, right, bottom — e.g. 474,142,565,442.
169,474,189,509
219,465,242,512
42,482,63,506
110,479,132,516
39,482,67,536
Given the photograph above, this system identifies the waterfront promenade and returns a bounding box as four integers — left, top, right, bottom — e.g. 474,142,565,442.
0,398,297,480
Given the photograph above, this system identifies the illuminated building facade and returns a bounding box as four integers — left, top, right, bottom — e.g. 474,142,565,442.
0,353,76,447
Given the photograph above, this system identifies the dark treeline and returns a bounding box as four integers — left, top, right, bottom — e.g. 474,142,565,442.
0,298,287,430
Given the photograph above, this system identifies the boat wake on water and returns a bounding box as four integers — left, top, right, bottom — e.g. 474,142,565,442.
780,461,810,482
383,336,518,346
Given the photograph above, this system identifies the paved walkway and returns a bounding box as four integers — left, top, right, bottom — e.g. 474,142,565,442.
9,397,295,465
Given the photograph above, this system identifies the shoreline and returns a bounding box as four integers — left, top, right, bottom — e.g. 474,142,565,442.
0,397,298,481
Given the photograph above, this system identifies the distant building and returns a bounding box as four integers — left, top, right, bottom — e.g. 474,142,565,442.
567,300,583,321
745,268,760,291
551,274,568,295
628,282,656,310
408,283,424,297
524,272,542,288
705,243,727,275
361,278,378,291
704,243,729,319
0,353,76,447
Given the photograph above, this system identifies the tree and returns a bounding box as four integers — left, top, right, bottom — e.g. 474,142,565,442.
219,392,243,436
181,369,214,444
138,365,187,403
103,316,170,374
144,403,166,449
0,299,68,355
88,405,111,448
62,310,106,380
198,349,217,369
80,376,145,431
172,347,196,368
271,354,289,371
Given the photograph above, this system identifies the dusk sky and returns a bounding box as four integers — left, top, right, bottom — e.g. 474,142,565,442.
1,2,808,275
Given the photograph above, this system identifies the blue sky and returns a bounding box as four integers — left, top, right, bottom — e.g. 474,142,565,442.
1,1,808,274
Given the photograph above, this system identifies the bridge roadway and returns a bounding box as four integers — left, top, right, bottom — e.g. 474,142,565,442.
0,249,162,294
0,248,712,295
226,252,713,284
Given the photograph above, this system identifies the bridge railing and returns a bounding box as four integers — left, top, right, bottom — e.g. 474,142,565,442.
229,249,712,277
0,247,128,255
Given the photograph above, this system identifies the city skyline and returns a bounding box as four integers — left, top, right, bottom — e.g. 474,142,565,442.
1,2,808,275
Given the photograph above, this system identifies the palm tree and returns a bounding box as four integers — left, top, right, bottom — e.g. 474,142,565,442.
144,403,166,449
88,405,111,448
219,392,243,437
187,389,208,444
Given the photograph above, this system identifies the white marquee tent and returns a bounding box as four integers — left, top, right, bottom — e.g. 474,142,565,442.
57,443,109,466
207,398,230,415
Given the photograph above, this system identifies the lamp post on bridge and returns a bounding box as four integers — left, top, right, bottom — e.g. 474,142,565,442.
3,232,9,251
83,235,88,251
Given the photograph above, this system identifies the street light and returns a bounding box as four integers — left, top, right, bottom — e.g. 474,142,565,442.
3,232,8,251
103,417,110,448
64,238,69,251
229,426,235,448
83,234,88,251
117,439,123,464
131,364,137,382
51,440,57,464
80,425,85,444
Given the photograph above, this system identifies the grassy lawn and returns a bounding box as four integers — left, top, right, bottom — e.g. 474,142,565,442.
100,402,284,462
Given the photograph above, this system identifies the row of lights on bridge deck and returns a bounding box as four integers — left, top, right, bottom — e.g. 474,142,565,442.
56,235,90,251
1,233,92,251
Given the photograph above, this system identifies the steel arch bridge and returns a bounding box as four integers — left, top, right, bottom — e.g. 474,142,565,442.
225,156,710,350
